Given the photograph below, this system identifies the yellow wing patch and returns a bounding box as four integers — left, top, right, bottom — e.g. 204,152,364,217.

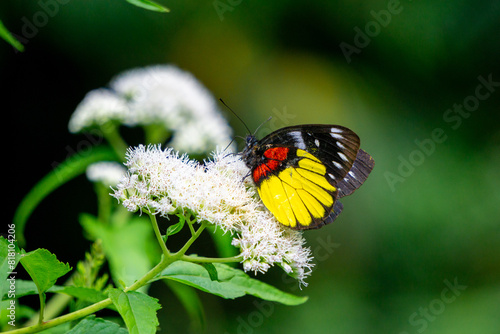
296,149,326,174
257,150,337,229
258,176,296,227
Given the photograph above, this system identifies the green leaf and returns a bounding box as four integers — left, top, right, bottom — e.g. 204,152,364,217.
57,286,109,305
0,236,22,299
159,261,308,305
20,249,71,293
0,236,21,272
164,280,205,331
80,214,160,292
0,19,24,51
68,315,128,334
0,300,36,327
13,146,118,246
109,289,161,334
200,263,218,281
166,214,186,237
1,279,64,300
125,0,170,12
19,249,71,322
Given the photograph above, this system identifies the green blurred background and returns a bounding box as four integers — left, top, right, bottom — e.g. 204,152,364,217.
3,0,500,333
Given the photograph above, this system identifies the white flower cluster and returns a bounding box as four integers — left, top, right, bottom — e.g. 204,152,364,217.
69,65,233,154
112,145,314,285
68,89,133,132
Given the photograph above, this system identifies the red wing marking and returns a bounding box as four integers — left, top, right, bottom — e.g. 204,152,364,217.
253,164,271,183
264,147,289,161
252,147,289,183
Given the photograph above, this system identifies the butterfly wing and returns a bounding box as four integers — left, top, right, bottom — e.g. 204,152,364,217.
247,125,369,230
336,149,375,198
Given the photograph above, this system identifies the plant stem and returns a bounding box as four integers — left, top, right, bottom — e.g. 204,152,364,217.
181,254,242,263
24,273,75,328
37,293,44,324
101,123,128,161
8,297,114,334
148,212,170,256
186,214,196,236
24,292,72,328
95,183,112,224
171,221,207,257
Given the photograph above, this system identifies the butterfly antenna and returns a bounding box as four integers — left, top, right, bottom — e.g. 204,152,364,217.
222,135,245,154
219,98,252,135
222,138,236,154
252,116,272,136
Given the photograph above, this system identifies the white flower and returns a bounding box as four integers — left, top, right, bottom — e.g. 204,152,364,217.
69,89,132,133
86,161,127,187
69,65,234,155
110,65,233,154
112,145,314,286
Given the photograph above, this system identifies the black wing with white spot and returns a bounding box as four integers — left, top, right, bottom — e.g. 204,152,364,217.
257,124,361,186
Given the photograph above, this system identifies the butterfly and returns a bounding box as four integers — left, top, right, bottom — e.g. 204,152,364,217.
241,124,374,230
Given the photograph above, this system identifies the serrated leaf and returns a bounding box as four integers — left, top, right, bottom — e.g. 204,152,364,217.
159,261,308,305
125,0,170,12
19,249,71,322
109,289,161,334
13,146,118,246
68,315,128,334
20,249,71,293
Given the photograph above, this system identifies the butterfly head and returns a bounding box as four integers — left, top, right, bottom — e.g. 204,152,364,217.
241,134,259,164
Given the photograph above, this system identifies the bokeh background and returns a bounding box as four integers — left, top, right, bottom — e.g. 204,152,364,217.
3,0,500,333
